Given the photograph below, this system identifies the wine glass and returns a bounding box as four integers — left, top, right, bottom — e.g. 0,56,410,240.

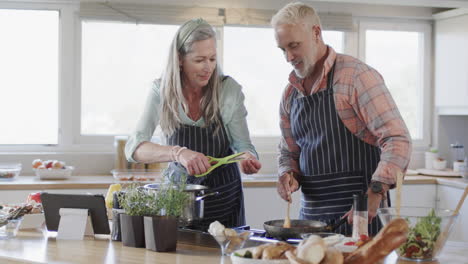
211,230,252,256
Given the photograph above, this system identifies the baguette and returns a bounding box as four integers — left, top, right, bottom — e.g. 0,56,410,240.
344,218,409,264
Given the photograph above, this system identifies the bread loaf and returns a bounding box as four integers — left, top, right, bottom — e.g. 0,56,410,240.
344,218,409,264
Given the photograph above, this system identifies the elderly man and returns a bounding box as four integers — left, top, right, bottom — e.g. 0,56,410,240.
272,2,412,235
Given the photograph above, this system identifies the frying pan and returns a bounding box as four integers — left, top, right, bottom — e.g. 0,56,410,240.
263,216,348,240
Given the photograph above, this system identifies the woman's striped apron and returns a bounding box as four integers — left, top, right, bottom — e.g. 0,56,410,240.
290,62,388,236
167,121,245,230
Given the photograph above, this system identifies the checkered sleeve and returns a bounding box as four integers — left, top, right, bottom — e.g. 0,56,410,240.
350,63,412,186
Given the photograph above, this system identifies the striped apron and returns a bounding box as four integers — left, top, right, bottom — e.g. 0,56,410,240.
290,63,388,236
166,121,245,230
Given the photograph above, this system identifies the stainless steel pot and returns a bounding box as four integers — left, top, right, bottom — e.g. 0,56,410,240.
143,183,218,226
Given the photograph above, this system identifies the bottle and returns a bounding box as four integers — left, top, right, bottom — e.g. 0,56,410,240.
352,193,368,240
450,142,465,171
111,191,125,241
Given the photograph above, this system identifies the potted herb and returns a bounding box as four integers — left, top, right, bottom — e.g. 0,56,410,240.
118,183,151,248
144,171,189,252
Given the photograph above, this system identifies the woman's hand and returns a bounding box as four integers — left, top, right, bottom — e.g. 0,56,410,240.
240,152,262,174
177,148,211,175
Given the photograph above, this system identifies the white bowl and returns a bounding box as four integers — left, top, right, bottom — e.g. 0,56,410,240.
230,247,290,264
432,159,447,170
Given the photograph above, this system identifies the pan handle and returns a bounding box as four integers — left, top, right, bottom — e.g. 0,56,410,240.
326,215,348,232
195,191,219,202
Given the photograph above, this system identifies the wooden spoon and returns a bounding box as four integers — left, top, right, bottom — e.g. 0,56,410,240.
434,186,468,252
395,171,404,217
283,195,292,228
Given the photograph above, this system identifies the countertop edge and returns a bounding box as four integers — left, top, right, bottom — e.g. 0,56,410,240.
0,175,466,190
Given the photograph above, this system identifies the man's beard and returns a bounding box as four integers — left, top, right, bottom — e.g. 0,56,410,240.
293,61,310,79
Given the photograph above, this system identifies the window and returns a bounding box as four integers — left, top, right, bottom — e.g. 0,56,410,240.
359,21,431,145
223,26,344,137
0,9,59,145
81,21,178,136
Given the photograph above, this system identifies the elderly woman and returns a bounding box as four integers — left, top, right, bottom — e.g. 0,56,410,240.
125,18,261,229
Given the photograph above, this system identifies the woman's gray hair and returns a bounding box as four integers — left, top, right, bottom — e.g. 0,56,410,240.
271,2,322,29
159,20,222,137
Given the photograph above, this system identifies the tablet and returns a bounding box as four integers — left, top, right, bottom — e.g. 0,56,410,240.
41,193,110,235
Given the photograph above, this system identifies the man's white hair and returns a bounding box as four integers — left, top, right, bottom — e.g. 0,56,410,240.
271,2,322,29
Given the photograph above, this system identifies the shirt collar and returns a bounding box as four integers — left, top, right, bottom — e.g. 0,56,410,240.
288,45,337,93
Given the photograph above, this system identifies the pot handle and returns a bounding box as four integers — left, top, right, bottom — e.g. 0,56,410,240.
195,191,219,202
326,215,348,232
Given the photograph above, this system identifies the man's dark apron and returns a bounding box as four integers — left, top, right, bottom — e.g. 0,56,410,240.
167,121,245,230
290,63,387,236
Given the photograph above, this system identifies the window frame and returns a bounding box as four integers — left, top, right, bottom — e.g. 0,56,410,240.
0,1,81,152
358,19,432,150
0,3,433,173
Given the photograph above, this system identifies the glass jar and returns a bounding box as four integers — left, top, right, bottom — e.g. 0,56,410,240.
352,194,368,239
450,143,465,163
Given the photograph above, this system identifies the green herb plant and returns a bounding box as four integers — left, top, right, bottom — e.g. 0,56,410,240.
150,169,189,217
118,183,153,216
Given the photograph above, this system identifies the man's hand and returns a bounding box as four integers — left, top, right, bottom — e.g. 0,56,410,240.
240,152,262,174
344,190,385,225
277,172,299,202
367,191,383,222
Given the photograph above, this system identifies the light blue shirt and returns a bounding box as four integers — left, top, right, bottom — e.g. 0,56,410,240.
125,76,258,162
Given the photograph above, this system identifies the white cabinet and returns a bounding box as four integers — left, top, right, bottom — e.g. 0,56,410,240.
0,189,108,204
436,185,468,242
389,184,437,208
434,11,468,115
243,187,301,229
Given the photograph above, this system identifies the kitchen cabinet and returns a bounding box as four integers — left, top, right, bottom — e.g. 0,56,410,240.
0,189,108,204
434,10,468,115
436,185,468,242
388,184,437,208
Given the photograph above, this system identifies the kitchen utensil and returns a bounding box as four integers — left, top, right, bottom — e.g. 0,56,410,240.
194,152,247,177
143,183,219,226
396,171,403,217
434,186,468,256
378,207,457,262
264,215,348,240
416,168,461,177
283,201,291,228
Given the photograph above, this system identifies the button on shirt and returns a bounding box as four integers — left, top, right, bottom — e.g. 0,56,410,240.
278,46,412,186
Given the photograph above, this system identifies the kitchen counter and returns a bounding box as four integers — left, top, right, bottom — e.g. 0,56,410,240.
0,174,467,190
0,230,467,264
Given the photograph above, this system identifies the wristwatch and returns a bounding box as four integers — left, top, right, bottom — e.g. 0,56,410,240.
370,181,387,199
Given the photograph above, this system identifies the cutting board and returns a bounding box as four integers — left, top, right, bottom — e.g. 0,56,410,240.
416,168,462,177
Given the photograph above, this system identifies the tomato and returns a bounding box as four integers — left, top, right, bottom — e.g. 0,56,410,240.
27,192,42,203
360,234,369,241
344,241,356,246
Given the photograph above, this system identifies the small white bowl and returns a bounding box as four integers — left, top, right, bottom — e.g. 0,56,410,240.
432,159,447,170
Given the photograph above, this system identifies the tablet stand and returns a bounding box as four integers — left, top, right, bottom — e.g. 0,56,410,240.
57,208,95,240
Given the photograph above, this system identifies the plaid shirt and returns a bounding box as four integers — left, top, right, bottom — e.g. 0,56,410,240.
278,47,412,186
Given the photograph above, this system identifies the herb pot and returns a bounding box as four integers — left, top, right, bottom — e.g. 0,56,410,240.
144,216,178,252
143,184,218,226
120,214,145,248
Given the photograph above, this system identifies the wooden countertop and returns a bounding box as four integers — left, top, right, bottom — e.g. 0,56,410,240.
1,174,467,190
0,230,467,264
